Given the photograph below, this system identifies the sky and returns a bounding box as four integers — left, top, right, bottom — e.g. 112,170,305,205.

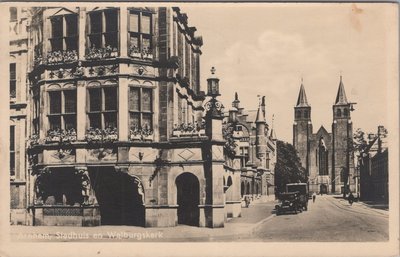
182,3,397,143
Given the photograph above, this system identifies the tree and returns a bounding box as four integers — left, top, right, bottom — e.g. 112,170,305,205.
274,140,307,193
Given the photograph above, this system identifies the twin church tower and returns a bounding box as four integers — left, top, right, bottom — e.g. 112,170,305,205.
293,77,355,194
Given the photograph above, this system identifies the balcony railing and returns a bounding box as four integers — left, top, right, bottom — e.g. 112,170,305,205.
46,50,78,65
129,46,153,60
45,128,77,143
85,46,119,60
85,127,118,143
129,124,153,141
172,121,206,138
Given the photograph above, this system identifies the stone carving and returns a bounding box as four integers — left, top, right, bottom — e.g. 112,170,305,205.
90,148,116,160
75,168,93,205
72,61,85,77
222,123,237,159
87,64,119,77
52,148,74,160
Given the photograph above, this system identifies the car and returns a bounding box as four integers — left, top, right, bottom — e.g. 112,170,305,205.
275,192,301,215
286,183,309,211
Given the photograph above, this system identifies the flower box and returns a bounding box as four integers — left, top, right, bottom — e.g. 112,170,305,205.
143,53,153,60
130,52,142,58
47,136,60,142
105,134,118,141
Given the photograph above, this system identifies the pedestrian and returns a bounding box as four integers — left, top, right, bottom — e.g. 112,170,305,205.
244,196,251,208
312,192,316,203
348,192,354,206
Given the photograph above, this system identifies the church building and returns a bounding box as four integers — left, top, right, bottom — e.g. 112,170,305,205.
293,77,356,194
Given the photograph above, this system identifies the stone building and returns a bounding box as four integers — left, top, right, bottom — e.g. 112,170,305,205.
224,94,277,203
15,6,237,227
9,7,30,225
359,126,388,203
293,77,356,194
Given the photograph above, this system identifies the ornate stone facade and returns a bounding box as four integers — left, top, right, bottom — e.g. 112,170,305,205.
224,93,277,205
13,6,240,228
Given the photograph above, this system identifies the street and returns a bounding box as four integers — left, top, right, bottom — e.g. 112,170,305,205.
10,195,388,242
242,195,389,242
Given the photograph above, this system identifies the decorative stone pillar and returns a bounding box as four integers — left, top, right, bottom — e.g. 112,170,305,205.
78,8,86,59
119,7,128,57
204,67,225,228
75,167,96,205
118,77,129,141
76,80,86,140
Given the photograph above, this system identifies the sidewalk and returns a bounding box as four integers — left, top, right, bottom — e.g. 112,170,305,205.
330,195,388,216
10,201,276,242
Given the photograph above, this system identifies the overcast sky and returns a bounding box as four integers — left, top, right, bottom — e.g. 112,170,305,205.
182,3,397,143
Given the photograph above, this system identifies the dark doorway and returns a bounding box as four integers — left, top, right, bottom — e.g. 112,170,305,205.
176,173,199,226
241,181,245,197
89,167,145,226
320,184,328,194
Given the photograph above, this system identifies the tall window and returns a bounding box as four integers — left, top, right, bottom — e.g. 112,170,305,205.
336,109,342,118
88,9,119,49
88,87,118,129
10,126,15,176
304,110,308,119
129,87,153,129
240,147,249,167
49,14,78,52
10,63,16,99
48,89,77,130
33,94,40,134
318,146,328,175
128,10,152,57
10,7,17,22
343,108,348,117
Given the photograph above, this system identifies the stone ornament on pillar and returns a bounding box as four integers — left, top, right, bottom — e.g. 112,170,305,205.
75,167,94,205
205,67,224,118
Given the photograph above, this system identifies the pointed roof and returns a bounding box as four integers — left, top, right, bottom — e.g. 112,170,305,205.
255,97,265,123
255,107,264,123
296,82,310,107
335,76,348,105
270,115,277,140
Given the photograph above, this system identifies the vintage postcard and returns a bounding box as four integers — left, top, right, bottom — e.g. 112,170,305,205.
1,2,398,257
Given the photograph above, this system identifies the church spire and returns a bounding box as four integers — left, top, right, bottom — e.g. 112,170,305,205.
296,80,310,107
335,75,348,105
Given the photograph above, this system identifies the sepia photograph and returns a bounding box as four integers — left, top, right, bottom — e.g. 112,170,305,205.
2,2,399,257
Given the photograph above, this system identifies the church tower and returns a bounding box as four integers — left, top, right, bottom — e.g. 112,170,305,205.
293,81,313,176
332,76,355,194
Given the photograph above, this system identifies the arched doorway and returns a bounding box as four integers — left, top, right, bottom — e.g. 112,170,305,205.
255,183,259,195
176,172,200,226
320,184,328,194
89,167,145,226
246,182,251,195
241,181,245,197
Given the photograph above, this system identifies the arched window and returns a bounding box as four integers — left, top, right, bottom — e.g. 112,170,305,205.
343,108,348,117
318,138,328,175
10,7,17,22
296,110,301,119
304,110,308,119
336,109,342,117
